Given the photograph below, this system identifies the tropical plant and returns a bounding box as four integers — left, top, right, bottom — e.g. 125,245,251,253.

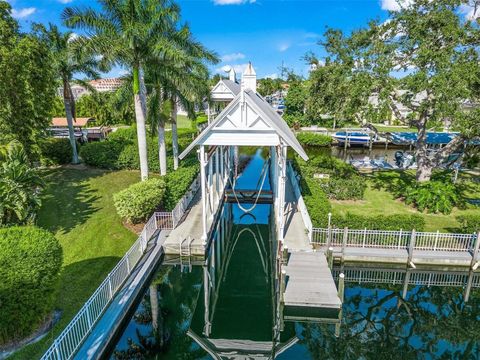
0,141,44,226
403,181,461,214
35,23,99,164
63,0,191,180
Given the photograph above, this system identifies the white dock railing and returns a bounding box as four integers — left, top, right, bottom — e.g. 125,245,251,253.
286,162,313,239
41,177,199,360
311,227,478,252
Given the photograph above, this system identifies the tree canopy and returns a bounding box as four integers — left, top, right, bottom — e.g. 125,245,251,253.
307,0,480,181
0,2,56,157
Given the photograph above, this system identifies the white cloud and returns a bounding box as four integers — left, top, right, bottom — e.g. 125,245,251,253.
57,0,73,3
459,3,480,20
278,43,290,52
213,0,255,5
265,73,278,79
380,0,413,11
221,52,246,62
11,7,36,19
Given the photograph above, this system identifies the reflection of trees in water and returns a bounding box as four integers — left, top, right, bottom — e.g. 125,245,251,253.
301,285,480,359
113,266,205,360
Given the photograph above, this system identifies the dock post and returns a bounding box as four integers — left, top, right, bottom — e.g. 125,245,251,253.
326,213,332,248
470,232,480,270
407,229,416,268
282,245,289,265
464,270,474,303
327,247,334,270
279,269,287,331
402,269,410,300
341,227,348,265
335,273,345,338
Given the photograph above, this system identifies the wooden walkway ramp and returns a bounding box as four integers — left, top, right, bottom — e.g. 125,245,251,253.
283,251,342,321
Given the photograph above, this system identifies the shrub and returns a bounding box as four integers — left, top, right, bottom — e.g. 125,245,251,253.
114,178,166,224
456,214,480,233
0,226,62,344
331,213,425,231
296,132,333,147
403,181,461,214
319,175,366,200
163,161,200,211
39,138,73,165
79,140,125,169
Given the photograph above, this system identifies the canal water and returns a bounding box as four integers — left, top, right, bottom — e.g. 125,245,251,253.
107,150,480,359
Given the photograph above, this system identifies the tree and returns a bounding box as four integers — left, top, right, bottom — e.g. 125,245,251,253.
0,3,56,158
75,91,135,125
63,0,183,180
309,0,480,182
284,80,307,127
35,23,99,164
257,78,283,97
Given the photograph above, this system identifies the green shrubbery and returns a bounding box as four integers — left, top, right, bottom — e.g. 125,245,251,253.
296,132,333,147
456,214,480,233
114,178,166,224
295,154,366,201
163,160,199,211
331,213,425,231
0,226,62,344
403,180,461,215
80,127,197,172
39,138,73,165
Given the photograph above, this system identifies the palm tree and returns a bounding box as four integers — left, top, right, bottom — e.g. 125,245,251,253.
35,24,99,164
63,0,182,180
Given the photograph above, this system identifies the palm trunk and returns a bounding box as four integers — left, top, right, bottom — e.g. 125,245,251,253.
171,98,179,170
133,65,149,180
63,83,79,164
158,120,167,176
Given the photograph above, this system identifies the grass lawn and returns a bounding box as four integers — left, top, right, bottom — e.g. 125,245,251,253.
331,172,480,232
165,114,192,130
11,167,140,360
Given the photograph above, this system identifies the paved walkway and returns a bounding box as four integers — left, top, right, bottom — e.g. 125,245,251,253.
283,174,311,252
163,176,223,256
74,231,168,360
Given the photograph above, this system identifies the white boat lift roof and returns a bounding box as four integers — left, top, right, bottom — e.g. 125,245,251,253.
180,88,308,161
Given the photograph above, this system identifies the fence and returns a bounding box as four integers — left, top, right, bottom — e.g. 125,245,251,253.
41,177,200,360
311,226,479,253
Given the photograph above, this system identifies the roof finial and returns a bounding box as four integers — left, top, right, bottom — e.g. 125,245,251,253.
241,62,257,92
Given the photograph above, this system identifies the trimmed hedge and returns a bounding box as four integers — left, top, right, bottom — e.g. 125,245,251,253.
39,138,74,165
163,160,199,211
331,213,425,231
0,226,62,344
296,132,333,147
113,178,166,224
456,214,480,234
319,175,366,200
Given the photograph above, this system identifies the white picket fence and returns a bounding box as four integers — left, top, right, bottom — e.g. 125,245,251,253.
311,227,478,252
41,176,200,360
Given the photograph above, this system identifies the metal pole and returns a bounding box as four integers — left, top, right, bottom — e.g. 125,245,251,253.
464,270,474,302
470,232,480,270
342,227,348,264
402,269,411,299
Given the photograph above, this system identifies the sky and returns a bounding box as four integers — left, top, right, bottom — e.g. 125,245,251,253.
6,0,478,79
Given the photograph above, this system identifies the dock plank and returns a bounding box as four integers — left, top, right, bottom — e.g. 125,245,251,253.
283,252,341,311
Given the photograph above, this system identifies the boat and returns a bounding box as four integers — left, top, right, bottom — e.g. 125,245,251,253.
333,131,372,145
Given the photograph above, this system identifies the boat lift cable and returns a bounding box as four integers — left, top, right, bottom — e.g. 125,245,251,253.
227,157,270,213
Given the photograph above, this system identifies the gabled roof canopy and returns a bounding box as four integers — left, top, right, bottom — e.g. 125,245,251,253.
210,79,241,102
180,89,308,161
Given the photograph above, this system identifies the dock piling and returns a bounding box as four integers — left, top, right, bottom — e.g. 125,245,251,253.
326,247,334,269
335,273,345,338
407,229,416,268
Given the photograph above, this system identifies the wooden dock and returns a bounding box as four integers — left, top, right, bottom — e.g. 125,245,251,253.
283,251,342,320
